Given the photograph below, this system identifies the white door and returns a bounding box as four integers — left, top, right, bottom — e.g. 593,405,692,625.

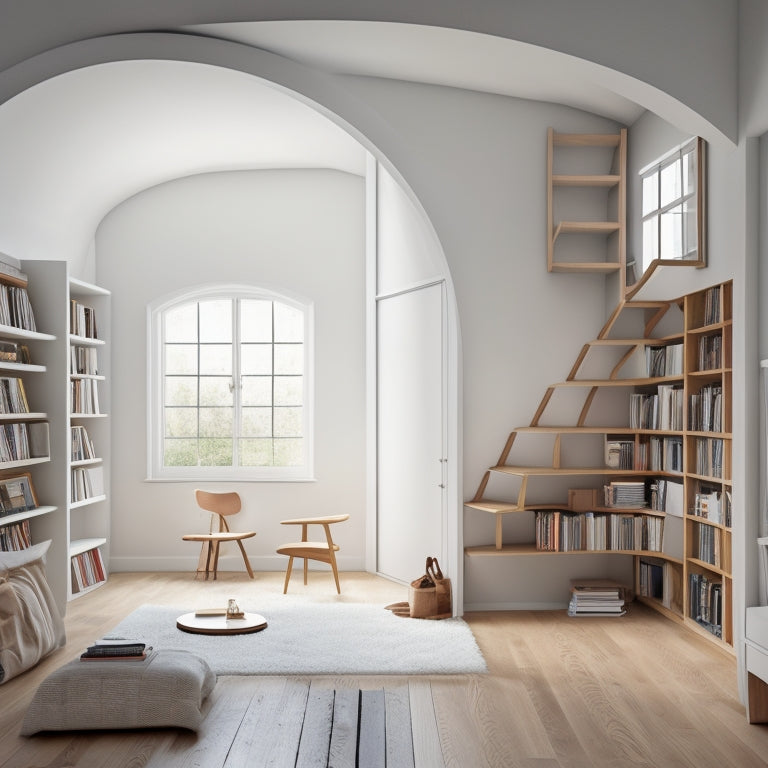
376,281,445,582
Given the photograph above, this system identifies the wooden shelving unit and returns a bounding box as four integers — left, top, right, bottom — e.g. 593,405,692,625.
465,280,733,651
547,128,626,275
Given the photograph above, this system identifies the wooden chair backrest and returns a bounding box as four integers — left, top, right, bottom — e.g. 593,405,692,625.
195,490,242,518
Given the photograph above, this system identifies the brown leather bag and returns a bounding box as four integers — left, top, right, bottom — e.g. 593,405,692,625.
408,556,452,619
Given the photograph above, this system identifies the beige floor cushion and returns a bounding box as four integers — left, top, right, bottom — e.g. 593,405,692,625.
0,540,65,685
20,649,216,734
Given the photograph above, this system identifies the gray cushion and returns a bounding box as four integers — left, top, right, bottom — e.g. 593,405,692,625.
0,540,66,684
20,649,216,734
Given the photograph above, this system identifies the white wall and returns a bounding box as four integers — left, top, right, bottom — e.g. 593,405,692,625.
95,168,366,573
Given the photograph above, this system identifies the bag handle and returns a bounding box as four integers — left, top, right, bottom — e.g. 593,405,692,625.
426,556,444,582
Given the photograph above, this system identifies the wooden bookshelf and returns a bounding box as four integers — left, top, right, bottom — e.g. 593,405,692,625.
547,128,626,276
465,280,734,651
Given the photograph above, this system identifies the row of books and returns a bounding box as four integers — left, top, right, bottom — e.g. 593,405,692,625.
71,466,104,502
71,547,106,593
71,345,99,376
695,437,724,479
0,285,36,332
0,376,29,414
535,510,664,553
688,383,723,432
0,518,31,550
628,384,684,431
689,572,722,637
0,422,48,463
691,486,731,526
691,521,722,567
71,378,101,414
648,479,684,516
637,558,683,613
645,343,683,378
70,299,98,340
645,436,683,473
71,425,96,462
568,580,628,617
697,333,722,371
701,285,721,326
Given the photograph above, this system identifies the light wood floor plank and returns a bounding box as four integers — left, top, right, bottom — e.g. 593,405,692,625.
408,680,445,768
2,572,768,768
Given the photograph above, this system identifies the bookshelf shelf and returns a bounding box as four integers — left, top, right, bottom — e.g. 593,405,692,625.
0,505,56,527
465,280,733,650
547,128,626,279
70,494,107,510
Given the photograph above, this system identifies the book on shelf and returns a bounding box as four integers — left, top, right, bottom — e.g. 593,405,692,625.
70,546,106,593
645,342,683,377
71,465,104,502
0,421,49,463
0,340,31,364
0,285,36,331
703,285,721,326
70,345,99,376
535,509,663,553
689,572,723,637
0,518,31,550
604,439,634,469
649,478,684,517
70,378,100,414
0,472,37,516
71,425,97,461
638,557,683,613
70,299,98,339
0,376,29,414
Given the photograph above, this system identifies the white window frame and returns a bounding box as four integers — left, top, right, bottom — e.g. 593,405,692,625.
147,283,314,481
639,137,706,275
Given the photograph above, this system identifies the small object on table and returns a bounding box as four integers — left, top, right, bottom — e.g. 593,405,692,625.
177,611,268,635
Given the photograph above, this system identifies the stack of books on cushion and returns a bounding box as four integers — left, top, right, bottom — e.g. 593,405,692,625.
568,579,628,618
80,638,149,661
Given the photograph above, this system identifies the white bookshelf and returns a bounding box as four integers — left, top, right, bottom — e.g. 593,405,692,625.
17,261,111,612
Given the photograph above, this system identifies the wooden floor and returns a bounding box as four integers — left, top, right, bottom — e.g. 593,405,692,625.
1,571,767,767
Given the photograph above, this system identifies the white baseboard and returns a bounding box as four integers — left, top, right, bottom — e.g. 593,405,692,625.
463,601,569,612
109,554,365,573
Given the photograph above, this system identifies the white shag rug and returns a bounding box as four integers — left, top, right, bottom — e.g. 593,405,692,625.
107,601,487,676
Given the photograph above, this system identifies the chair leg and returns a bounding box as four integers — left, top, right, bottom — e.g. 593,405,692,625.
283,556,294,594
303,557,309,585
210,541,220,580
328,550,341,594
236,540,255,579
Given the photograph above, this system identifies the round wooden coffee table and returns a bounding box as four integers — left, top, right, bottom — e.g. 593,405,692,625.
176,611,268,635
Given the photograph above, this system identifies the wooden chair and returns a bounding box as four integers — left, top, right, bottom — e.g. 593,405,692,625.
277,514,349,594
182,490,256,580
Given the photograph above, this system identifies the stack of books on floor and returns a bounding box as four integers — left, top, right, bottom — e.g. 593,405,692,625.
568,579,628,618
80,638,149,661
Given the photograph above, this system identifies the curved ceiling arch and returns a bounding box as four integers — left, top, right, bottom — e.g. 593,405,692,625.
0,27,734,269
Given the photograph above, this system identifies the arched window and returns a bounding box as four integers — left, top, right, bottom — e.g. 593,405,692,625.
148,284,313,480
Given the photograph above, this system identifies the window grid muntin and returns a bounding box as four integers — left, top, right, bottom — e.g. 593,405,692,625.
640,139,698,271
161,295,306,472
